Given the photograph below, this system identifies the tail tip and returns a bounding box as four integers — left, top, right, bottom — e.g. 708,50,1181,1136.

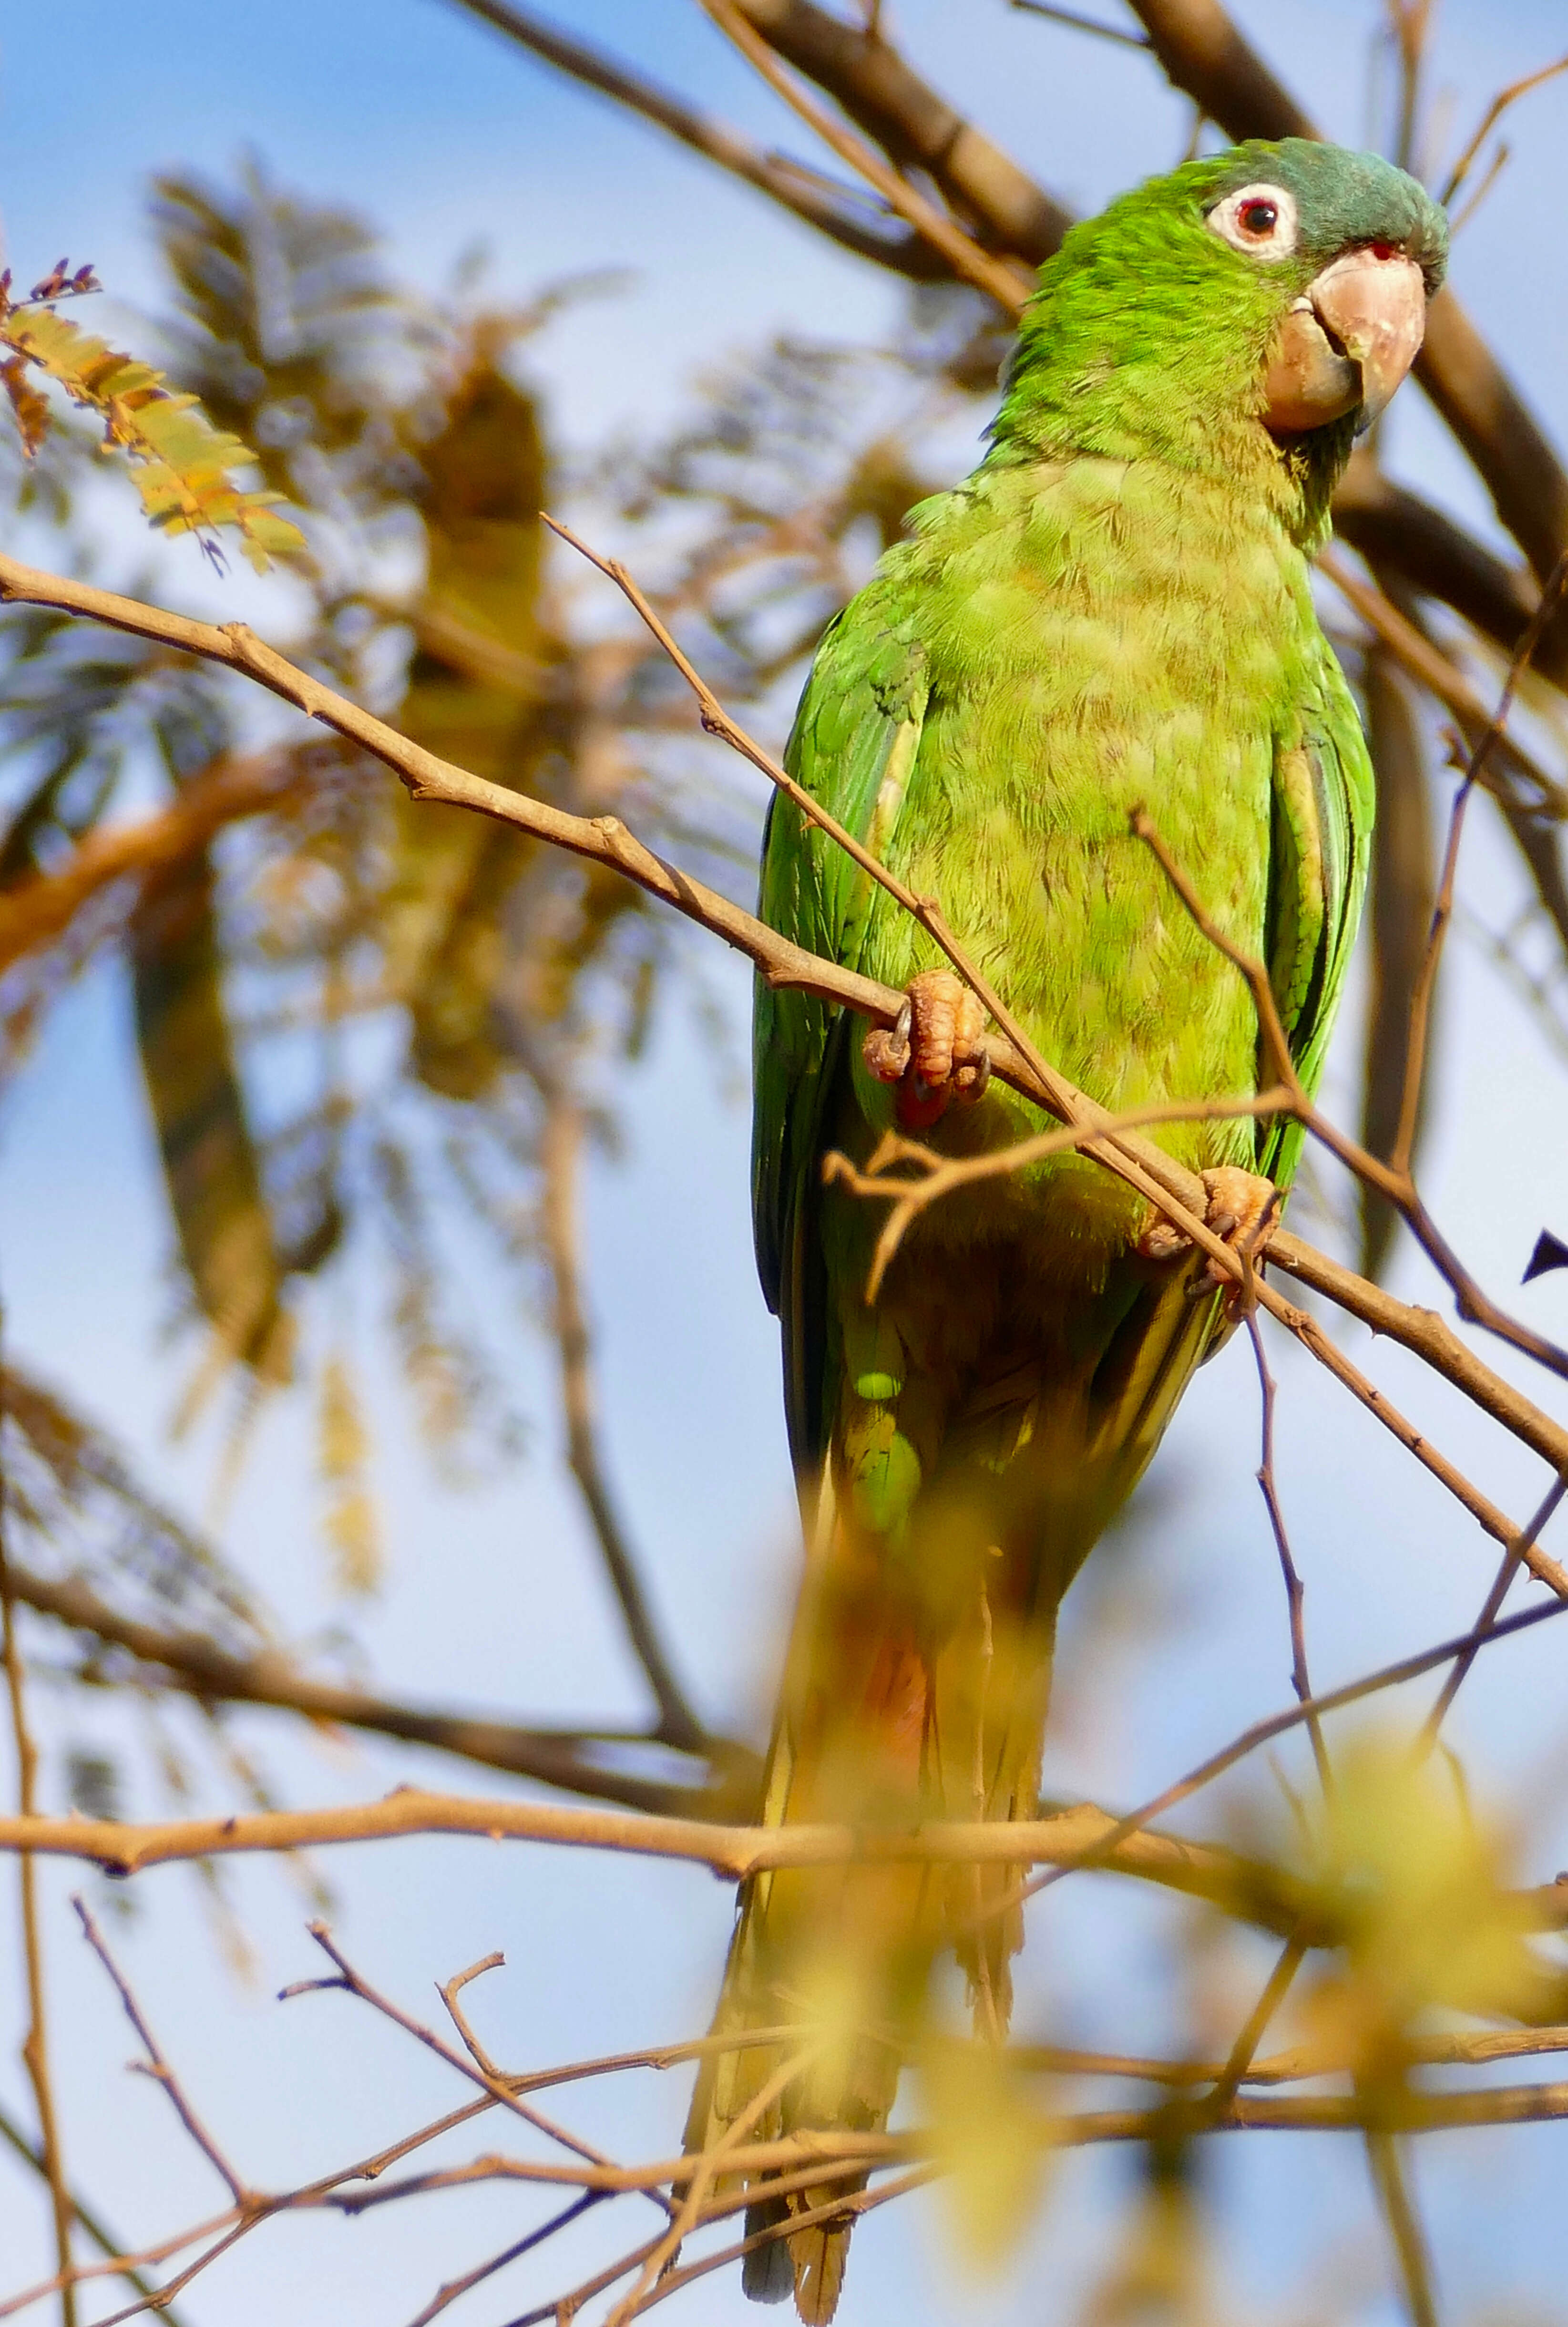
741,2199,851,2320
742,2198,796,2304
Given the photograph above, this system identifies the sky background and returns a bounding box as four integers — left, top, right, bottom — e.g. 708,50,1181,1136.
3,4,1568,2324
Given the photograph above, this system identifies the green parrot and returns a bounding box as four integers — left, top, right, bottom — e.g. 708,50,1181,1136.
686,139,1448,2320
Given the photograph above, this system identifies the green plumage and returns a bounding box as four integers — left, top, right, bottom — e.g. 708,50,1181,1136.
689,140,1448,2320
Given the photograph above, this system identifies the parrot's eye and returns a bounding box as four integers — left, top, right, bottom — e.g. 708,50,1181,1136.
1207,182,1300,261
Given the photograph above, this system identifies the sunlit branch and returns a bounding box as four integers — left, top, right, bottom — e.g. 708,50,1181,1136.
700,0,1032,312
4,543,1567,1568
440,0,938,274
6,1558,754,1817
0,1353,76,2327
1439,49,1568,206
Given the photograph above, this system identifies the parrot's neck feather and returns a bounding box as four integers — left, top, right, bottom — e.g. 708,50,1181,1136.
989,237,1352,552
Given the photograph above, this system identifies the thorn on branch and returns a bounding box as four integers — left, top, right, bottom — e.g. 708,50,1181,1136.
1523,1229,1568,1283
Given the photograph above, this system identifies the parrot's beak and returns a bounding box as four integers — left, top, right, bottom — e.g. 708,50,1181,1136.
1262,247,1427,437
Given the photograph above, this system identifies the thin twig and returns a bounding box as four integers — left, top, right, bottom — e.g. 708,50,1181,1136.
1010,0,1149,46
1130,808,1301,1093
72,1897,249,2206
1012,2021,1568,2087
290,1925,650,2200
1448,142,1511,238
1204,1931,1309,2113
436,1952,507,2073
700,0,1031,312
401,2192,605,2327
1008,1590,1568,1919
4,544,1566,1528
497,2230,667,2327
1245,1315,1331,1791
440,0,933,274
1419,1470,1568,1746
1365,2128,1438,2327
0,1344,77,2327
1391,544,1568,1174
0,2105,190,2325
538,1094,706,1750
1439,50,1568,206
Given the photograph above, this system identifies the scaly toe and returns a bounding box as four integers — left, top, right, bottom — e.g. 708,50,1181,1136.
1136,1165,1280,1285
1200,1165,1280,1288
864,972,992,1127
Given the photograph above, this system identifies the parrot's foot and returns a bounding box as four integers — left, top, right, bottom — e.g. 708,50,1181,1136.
862,970,991,1130
1138,1165,1281,1296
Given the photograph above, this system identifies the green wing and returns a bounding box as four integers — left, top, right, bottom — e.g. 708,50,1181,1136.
1260,638,1375,1186
752,603,928,1462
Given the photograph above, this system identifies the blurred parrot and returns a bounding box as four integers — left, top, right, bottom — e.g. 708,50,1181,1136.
687,139,1448,2320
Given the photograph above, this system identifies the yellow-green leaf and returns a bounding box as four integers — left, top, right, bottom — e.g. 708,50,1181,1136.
1290,1732,1560,2076
130,849,291,1382
2,301,305,569
318,1354,381,1595
386,349,552,1098
918,2035,1049,2270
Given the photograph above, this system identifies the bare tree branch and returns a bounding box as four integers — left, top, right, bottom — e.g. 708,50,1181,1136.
2,1591,1567,1942
72,1898,250,2206
701,0,1032,310
538,1096,708,1752
9,1559,757,1816
440,0,944,276
3,546,1565,1557
0,2103,188,2327
0,1352,76,2327
1332,451,1549,667
0,1786,1286,1903
1439,51,1568,208
1320,551,1565,819
724,0,1074,260
0,751,306,979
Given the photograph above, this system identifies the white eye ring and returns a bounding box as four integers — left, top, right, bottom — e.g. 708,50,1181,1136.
1207,182,1300,260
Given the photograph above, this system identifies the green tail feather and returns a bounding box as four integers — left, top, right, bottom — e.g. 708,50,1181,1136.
687,1257,1226,2317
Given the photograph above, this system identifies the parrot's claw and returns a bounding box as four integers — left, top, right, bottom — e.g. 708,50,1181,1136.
1138,1164,1280,1303
862,970,991,1129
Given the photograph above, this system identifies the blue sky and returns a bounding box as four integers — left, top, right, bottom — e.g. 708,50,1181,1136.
3,5,1568,2325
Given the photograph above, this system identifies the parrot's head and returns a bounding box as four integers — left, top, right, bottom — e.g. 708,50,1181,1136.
1193,138,1448,437
995,138,1449,530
